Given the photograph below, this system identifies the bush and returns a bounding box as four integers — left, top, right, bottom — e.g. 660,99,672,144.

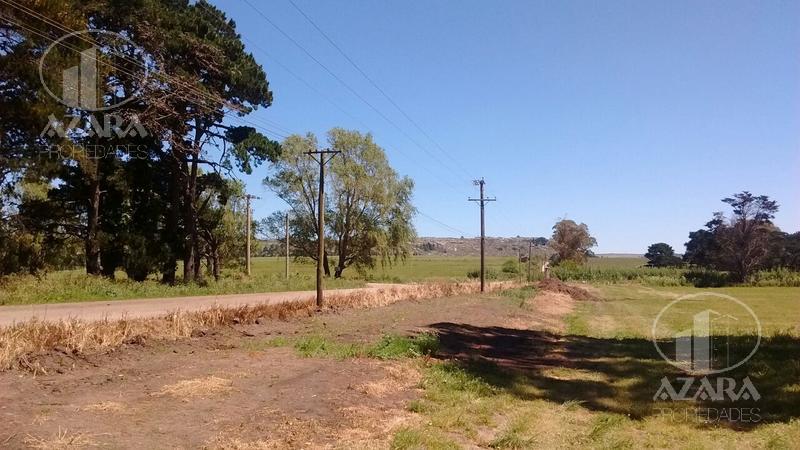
683,269,731,287
549,264,800,288
749,267,800,287
501,259,520,274
467,268,498,280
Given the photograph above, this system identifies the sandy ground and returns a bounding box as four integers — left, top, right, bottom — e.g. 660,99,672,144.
0,288,575,449
0,284,399,327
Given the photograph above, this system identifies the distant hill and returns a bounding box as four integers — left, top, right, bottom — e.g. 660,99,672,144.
413,236,552,258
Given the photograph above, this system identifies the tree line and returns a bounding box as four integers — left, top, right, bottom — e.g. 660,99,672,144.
0,0,415,282
261,129,415,278
646,192,799,282
545,191,799,284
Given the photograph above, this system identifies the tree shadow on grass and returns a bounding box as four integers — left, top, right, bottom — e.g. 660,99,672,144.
426,322,800,429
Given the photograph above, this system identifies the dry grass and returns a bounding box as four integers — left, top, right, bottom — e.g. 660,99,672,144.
358,361,423,398
158,376,233,398
205,436,274,450
0,281,522,372
23,428,97,449
79,401,126,413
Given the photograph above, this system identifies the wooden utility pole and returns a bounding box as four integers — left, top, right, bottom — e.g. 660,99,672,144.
285,212,290,279
244,194,260,276
527,240,533,282
306,149,340,307
468,178,496,292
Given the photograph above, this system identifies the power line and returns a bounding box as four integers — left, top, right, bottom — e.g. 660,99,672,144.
468,178,496,292
4,7,465,201
1,0,299,142
0,0,246,114
3,7,477,252
238,32,466,195
0,10,293,143
417,210,467,236
285,0,472,179
240,0,468,184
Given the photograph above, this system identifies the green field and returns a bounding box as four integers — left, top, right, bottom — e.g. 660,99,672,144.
567,284,800,337
394,284,800,448
0,256,666,305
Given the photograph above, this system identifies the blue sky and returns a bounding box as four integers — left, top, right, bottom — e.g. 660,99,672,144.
212,0,799,253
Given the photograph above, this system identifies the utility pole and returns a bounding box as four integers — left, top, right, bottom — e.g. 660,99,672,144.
244,194,260,277
306,149,340,307
527,239,533,282
468,178,496,292
285,212,290,279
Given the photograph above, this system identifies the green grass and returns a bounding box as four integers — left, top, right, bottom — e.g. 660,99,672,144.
553,264,800,288
0,264,363,305
586,256,648,269
397,284,800,448
364,256,522,283
390,427,460,450
576,285,800,337
245,333,439,360
0,255,530,305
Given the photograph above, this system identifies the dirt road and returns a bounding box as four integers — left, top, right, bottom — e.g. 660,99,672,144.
0,290,562,448
0,284,398,327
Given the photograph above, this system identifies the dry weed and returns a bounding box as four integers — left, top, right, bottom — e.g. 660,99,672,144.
158,375,233,398
358,361,422,398
79,401,125,413
0,281,522,372
23,428,96,449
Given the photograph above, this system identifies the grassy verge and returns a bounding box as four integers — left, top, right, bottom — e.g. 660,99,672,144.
245,333,439,360
390,284,800,449
552,266,800,288
0,269,364,305
0,280,521,372
0,256,529,305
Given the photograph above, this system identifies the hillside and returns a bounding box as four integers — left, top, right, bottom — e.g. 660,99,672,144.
413,236,552,258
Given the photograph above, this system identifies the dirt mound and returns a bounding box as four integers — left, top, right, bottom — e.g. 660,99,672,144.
536,279,597,301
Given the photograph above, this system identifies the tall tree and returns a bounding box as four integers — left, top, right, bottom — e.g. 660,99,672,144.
644,243,683,267
1,0,279,281
684,192,780,281
327,128,415,277
135,0,278,283
715,192,779,282
549,219,596,265
264,129,416,278
196,175,248,281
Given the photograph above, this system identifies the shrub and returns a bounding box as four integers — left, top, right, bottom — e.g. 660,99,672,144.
683,269,731,287
467,268,498,280
501,259,520,274
749,268,800,287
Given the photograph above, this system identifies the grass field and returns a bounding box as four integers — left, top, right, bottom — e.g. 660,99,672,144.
390,284,800,448
566,284,800,337
0,255,529,305
2,277,798,447
2,255,797,305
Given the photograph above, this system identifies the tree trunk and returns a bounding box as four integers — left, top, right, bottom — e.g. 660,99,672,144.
182,153,199,283
161,163,180,285
212,249,221,281
335,234,348,278
323,251,331,277
193,242,203,282
85,176,102,275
